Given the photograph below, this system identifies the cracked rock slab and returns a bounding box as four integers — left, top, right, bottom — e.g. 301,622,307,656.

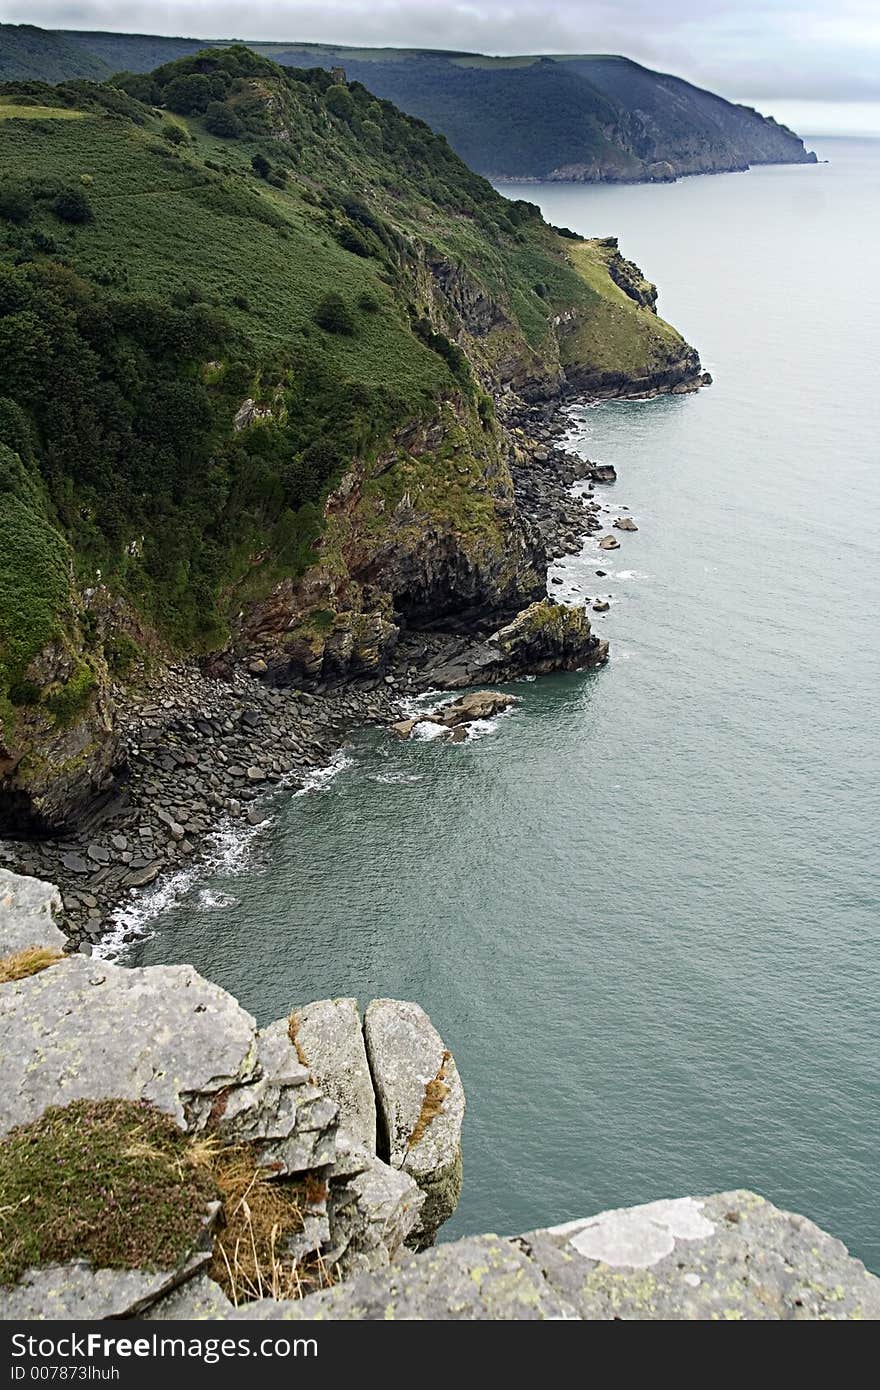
0,1252,211,1321
364,999,464,1244
0,868,67,954
289,998,376,1162
0,957,258,1137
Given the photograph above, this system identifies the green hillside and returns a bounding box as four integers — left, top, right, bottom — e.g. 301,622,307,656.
0,24,816,181
0,24,110,83
0,47,698,827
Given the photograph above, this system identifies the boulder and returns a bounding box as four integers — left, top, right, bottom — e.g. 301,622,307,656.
391,718,419,739
0,1254,213,1322
432,691,516,727
0,869,66,954
592,600,610,613
614,517,638,531
228,1191,880,1321
289,998,376,1170
329,1158,425,1277
586,464,617,484
231,1234,569,1321
0,957,261,1138
364,999,464,1247
599,535,620,550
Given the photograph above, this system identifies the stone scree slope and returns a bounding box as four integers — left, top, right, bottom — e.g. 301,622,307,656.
1,869,878,1320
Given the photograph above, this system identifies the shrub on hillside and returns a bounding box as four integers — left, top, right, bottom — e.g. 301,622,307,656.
325,84,355,123
52,188,93,225
313,293,355,335
0,184,33,225
160,121,187,145
164,73,213,115
251,152,271,180
204,102,243,139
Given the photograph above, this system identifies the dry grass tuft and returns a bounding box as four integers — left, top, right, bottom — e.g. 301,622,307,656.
408,1050,451,1150
0,946,63,984
208,1147,334,1305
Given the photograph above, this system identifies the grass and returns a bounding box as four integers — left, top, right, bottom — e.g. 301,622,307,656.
0,1097,337,1303
0,105,85,120
209,1147,332,1305
560,239,689,374
0,1100,217,1288
0,946,63,983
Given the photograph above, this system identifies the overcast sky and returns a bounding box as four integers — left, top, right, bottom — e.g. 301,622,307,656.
7,1,880,109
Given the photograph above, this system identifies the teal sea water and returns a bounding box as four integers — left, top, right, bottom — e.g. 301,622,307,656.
131,138,880,1268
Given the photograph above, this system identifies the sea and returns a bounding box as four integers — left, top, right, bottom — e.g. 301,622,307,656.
125,136,880,1270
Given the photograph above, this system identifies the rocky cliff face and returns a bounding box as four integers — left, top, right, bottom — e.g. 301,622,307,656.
0,869,464,1316
1,868,876,1322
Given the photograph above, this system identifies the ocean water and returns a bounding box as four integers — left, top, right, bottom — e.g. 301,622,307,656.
131,138,880,1268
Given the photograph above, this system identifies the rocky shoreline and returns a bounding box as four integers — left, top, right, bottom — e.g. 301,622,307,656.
0,385,671,951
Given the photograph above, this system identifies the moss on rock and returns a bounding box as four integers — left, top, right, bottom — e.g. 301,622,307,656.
0,1099,217,1288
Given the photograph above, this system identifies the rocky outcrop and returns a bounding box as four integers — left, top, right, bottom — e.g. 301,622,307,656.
2,871,876,1321
564,348,707,400
229,1192,880,1321
0,639,119,839
365,999,465,1249
0,873,462,1318
392,690,516,740
599,237,659,311
0,867,66,954
240,397,549,689
428,600,608,689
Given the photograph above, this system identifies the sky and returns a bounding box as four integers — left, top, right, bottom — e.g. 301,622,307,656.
7,1,880,131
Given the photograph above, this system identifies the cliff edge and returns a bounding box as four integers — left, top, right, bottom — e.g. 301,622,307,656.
1,869,877,1321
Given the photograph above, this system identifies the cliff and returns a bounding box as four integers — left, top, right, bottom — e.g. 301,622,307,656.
0,26,817,183
1,868,876,1321
0,46,704,833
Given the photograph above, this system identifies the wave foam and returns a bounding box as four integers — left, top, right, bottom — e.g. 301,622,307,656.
97,748,354,960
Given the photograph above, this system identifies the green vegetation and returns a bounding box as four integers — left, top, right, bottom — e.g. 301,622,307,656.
0,45,691,718
0,448,73,694
0,1100,217,1287
0,25,815,181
